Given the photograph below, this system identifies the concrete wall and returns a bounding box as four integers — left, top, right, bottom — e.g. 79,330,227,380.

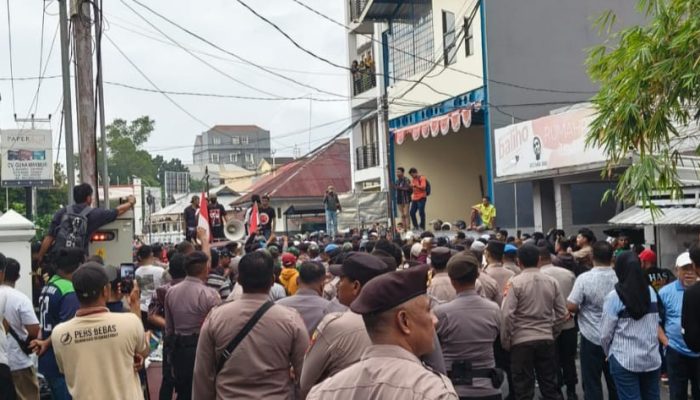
394,125,486,225
484,0,644,227
387,0,484,119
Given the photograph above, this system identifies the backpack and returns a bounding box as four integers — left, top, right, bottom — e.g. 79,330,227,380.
425,179,431,196
54,205,93,250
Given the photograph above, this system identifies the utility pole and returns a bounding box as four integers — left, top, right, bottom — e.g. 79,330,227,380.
72,0,97,203
380,93,396,236
59,0,76,204
14,114,52,220
94,0,109,208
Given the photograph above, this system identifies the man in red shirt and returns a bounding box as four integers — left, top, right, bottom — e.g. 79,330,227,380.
408,167,427,231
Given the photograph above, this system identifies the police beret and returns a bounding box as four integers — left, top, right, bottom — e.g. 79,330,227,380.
350,264,431,315
486,240,505,256
447,252,480,280
329,252,390,286
371,249,398,270
430,247,452,266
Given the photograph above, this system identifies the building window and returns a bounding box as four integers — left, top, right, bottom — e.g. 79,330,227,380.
387,3,433,84
231,136,241,145
361,118,378,146
241,136,250,145
442,10,457,66
464,17,474,57
245,153,254,164
211,153,219,163
229,153,239,163
212,136,221,145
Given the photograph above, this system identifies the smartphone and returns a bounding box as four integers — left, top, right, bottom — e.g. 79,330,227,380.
119,263,135,294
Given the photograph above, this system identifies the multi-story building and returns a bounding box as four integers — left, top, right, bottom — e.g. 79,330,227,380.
345,0,642,229
192,125,271,170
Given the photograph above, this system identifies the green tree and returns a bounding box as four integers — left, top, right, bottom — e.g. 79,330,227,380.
586,0,700,209
98,116,159,186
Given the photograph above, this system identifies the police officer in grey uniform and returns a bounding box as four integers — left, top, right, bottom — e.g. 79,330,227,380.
308,264,458,400
435,252,504,400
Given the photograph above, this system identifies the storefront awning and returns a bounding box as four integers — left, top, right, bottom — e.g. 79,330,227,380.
393,105,480,145
609,206,700,226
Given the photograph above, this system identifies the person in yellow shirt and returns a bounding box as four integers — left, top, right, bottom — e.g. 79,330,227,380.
279,253,300,295
470,196,497,232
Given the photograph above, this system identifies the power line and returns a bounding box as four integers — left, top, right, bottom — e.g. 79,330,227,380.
119,0,289,99
234,0,456,98
35,0,47,114
5,0,17,114
103,14,347,77
23,22,60,123
129,0,349,99
289,0,597,95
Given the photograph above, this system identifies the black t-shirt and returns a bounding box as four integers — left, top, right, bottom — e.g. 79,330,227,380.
208,203,226,238
48,204,118,252
184,205,197,229
258,207,276,232
682,283,700,352
645,267,675,292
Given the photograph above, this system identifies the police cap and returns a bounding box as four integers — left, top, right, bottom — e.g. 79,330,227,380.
329,252,389,286
350,264,431,315
447,252,480,281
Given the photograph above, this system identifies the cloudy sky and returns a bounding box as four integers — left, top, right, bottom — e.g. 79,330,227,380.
0,0,350,167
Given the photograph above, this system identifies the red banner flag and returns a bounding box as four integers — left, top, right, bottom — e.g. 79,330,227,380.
197,192,211,242
249,202,259,235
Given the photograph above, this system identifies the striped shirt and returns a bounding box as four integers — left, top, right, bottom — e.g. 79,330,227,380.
567,267,618,345
600,286,661,372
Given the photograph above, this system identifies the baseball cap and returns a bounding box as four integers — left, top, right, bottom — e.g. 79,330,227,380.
329,252,390,286
350,264,431,315
676,252,692,268
639,248,657,264
470,241,486,252
324,244,339,254
504,244,518,254
73,262,109,300
281,253,297,268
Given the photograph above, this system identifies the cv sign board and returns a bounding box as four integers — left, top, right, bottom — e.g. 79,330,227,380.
494,107,607,179
1,129,54,187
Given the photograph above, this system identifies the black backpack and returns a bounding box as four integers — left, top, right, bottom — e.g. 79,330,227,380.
425,179,432,196
54,205,93,250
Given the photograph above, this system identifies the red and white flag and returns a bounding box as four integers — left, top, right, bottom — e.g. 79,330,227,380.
197,192,211,242
249,202,260,235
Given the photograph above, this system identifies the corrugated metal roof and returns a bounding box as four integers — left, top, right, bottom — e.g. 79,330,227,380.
232,139,351,205
609,206,700,226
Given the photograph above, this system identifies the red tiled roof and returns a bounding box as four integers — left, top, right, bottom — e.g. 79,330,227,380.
232,139,351,205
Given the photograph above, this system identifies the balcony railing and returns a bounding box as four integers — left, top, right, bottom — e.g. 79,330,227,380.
356,144,380,170
352,68,376,96
350,0,370,21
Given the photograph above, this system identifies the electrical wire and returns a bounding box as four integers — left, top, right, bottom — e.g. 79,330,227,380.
289,0,598,95
35,1,47,114
120,0,291,99
234,0,456,98
5,0,17,115
23,22,60,123
128,0,349,99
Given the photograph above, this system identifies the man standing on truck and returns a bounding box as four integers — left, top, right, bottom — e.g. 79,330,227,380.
36,183,136,263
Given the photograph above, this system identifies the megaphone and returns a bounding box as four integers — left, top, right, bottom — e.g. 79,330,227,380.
224,220,246,241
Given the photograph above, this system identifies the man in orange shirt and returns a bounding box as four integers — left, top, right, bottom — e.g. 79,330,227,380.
408,167,427,231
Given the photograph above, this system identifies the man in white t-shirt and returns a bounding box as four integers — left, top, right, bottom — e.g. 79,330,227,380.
134,245,164,324
0,254,17,399
1,258,40,400
52,262,149,399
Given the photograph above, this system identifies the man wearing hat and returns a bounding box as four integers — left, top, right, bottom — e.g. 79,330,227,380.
483,240,515,297
307,264,458,399
659,251,700,400
428,247,457,304
639,248,675,292
279,252,299,295
503,244,521,276
51,263,149,399
300,252,391,398
435,252,503,399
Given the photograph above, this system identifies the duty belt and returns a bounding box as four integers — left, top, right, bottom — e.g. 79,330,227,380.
171,334,199,348
447,360,504,388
